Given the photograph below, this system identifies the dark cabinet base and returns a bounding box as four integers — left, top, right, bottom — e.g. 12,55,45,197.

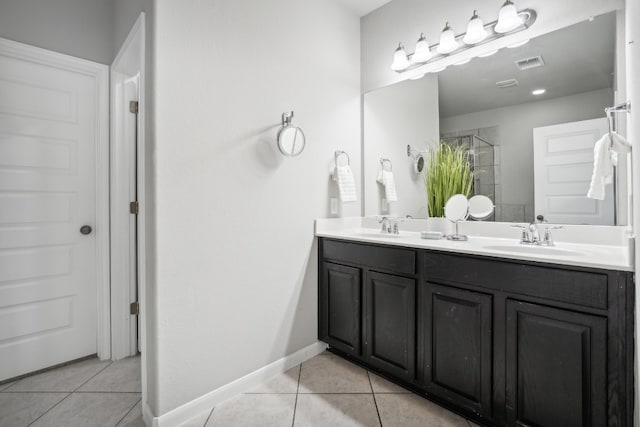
318,238,634,427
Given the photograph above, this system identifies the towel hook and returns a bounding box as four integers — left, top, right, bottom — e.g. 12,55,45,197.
380,157,393,172
335,150,350,167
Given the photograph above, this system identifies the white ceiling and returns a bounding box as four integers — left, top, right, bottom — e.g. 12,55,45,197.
337,0,392,16
438,12,615,117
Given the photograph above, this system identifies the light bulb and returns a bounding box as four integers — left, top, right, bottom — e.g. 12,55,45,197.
463,11,487,45
495,0,524,34
532,89,546,95
437,22,459,55
413,33,432,63
391,43,410,71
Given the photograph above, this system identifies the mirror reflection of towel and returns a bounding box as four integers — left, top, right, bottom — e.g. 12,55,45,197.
376,169,398,202
587,132,631,200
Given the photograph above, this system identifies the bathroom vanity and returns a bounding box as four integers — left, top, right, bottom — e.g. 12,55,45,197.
316,223,634,427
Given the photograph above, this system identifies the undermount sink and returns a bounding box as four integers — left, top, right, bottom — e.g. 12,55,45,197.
483,244,584,257
354,231,403,239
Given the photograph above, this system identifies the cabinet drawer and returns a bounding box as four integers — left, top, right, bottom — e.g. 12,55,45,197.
424,252,608,310
323,239,416,275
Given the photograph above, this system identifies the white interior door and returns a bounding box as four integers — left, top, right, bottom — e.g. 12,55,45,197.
0,40,107,380
533,118,614,225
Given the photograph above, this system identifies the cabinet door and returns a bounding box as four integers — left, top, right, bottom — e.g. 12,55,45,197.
422,283,493,417
506,300,607,427
319,262,362,355
364,271,415,381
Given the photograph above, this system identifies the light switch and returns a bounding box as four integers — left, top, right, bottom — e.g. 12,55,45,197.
330,198,338,214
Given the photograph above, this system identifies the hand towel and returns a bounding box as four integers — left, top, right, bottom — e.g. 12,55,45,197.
587,132,631,200
380,170,398,202
335,165,357,202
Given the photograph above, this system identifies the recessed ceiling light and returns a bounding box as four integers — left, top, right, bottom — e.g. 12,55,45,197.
478,49,499,58
532,89,546,95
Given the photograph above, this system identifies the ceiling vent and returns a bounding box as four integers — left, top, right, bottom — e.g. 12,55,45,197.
495,78,519,89
515,55,545,71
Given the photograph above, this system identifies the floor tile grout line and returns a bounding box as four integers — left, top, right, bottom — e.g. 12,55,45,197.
114,396,142,427
291,363,302,427
27,392,73,427
72,359,114,392
202,406,215,427
367,371,384,427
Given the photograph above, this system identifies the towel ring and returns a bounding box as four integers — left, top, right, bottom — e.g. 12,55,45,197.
335,150,350,167
380,157,392,172
277,111,306,157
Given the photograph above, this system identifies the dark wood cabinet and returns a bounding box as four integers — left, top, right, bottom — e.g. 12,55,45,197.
317,237,634,427
505,300,607,427
422,283,493,418
364,271,415,381
319,262,362,355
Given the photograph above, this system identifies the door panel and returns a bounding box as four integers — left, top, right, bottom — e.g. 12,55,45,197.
506,300,607,427
320,262,362,355
365,271,415,381
533,118,613,224
422,283,492,417
0,42,100,380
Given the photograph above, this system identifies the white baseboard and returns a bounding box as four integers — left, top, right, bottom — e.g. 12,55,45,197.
150,341,327,427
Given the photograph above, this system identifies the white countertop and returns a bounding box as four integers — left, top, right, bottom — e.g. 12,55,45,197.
315,218,634,272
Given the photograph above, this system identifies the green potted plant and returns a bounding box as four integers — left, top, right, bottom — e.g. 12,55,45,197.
425,142,473,217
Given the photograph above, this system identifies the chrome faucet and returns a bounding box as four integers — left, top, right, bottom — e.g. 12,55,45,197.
379,217,400,234
379,217,391,233
512,222,563,246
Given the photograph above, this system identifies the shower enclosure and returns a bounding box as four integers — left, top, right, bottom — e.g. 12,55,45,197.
442,135,497,221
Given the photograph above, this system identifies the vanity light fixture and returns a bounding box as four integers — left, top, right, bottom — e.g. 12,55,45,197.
391,43,410,71
413,33,432,63
532,88,546,95
478,49,500,57
454,58,472,66
495,0,524,33
430,65,448,73
390,2,535,74
507,39,530,48
463,11,487,45
437,22,459,54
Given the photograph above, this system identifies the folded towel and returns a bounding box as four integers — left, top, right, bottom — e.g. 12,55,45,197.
335,165,357,202
587,132,631,200
376,170,398,202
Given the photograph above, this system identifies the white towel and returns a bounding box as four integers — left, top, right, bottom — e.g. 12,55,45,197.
587,132,631,200
335,165,357,202
376,169,398,202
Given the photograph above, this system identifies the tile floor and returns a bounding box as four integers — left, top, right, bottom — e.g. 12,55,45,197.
0,356,141,427
180,351,477,427
1,352,478,427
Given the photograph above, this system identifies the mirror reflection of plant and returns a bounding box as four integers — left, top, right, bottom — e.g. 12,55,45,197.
425,142,473,217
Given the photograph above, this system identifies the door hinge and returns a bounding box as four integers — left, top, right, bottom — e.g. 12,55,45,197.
130,301,140,316
130,201,139,215
129,101,139,114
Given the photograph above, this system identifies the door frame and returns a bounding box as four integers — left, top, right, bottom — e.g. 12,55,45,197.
110,13,146,362
0,38,111,360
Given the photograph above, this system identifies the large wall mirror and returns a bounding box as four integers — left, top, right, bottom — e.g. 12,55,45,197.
363,9,628,225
